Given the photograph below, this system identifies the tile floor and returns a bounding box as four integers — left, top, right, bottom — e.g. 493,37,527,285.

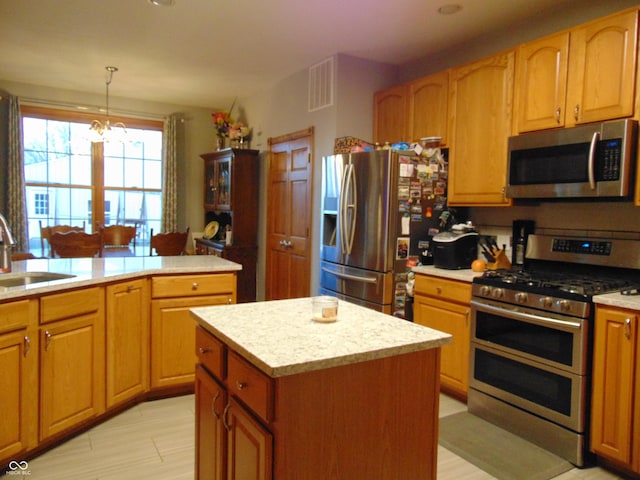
17,394,625,479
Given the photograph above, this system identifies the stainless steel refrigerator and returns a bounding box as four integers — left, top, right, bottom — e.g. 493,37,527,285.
319,149,450,318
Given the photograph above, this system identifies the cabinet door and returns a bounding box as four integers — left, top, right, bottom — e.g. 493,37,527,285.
195,365,227,480
40,313,105,440
373,84,409,144
205,156,232,211
448,51,514,206
408,70,449,144
414,294,470,398
0,324,37,461
106,279,149,408
590,306,637,466
227,397,273,480
515,32,570,132
567,10,638,125
150,295,232,388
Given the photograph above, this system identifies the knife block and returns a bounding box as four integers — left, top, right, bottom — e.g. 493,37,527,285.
487,249,512,270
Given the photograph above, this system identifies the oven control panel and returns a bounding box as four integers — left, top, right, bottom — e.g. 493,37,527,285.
552,238,612,256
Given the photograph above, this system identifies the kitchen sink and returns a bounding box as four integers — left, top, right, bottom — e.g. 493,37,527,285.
0,272,76,288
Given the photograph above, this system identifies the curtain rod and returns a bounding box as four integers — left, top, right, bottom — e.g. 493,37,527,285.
15,95,173,122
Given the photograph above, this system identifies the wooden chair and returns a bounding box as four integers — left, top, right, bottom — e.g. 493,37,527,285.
102,225,137,249
149,227,190,256
49,230,103,258
40,220,86,257
11,252,36,261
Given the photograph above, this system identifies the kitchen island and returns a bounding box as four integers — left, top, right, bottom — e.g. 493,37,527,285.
192,298,451,480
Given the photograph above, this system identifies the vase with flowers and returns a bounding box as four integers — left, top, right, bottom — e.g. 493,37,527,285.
212,110,233,150
228,122,252,149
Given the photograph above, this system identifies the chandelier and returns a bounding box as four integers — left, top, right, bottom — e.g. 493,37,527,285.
87,66,127,143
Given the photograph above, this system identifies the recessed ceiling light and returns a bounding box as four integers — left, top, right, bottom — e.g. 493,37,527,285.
148,0,175,6
438,4,462,15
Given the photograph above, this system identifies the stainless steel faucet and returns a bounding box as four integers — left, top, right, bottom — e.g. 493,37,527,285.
0,213,16,273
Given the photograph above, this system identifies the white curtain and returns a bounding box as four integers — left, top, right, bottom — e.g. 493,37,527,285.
161,113,178,232
7,95,28,252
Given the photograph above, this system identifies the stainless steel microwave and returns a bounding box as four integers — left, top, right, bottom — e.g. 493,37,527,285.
507,119,638,199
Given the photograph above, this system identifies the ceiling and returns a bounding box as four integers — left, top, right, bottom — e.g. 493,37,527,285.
0,0,590,110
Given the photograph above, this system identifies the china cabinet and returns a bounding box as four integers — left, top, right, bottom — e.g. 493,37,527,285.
198,148,259,302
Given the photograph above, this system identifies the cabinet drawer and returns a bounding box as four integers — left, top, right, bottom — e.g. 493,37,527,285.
0,299,36,333
227,351,273,423
414,275,471,304
196,326,225,381
40,287,102,324
151,273,235,299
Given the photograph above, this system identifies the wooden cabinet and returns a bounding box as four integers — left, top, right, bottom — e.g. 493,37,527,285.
408,70,449,144
567,10,638,126
448,50,514,206
195,323,439,480
514,32,570,132
150,273,236,389
199,149,259,302
373,84,409,144
591,305,640,475
105,279,149,408
195,241,257,303
0,300,38,461
413,274,471,400
39,287,105,440
515,10,638,133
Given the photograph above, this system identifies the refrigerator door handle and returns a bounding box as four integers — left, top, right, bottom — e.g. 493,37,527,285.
344,163,357,254
321,266,378,284
339,163,349,253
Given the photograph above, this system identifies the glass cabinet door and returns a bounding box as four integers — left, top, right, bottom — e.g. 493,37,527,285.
217,159,231,209
205,157,232,210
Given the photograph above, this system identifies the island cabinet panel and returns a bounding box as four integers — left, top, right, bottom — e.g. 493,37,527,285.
413,274,471,400
0,300,38,462
195,324,441,480
591,305,640,475
39,287,105,441
105,279,149,409
150,274,235,389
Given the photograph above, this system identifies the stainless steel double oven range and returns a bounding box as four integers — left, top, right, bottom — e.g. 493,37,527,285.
468,233,640,466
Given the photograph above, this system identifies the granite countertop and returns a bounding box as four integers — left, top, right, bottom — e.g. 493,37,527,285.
191,297,452,378
0,255,241,300
412,264,483,283
594,291,640,310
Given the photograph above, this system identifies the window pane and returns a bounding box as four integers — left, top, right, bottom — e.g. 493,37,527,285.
104,156,124,187
125,159,143,188
48,152,71,184
70,154,92,185
145,159,162,189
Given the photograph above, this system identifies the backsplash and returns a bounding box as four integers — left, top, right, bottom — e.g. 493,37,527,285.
471,201,640,262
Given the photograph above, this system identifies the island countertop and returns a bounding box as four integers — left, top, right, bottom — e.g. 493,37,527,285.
0,255,241,300
191,297,452,378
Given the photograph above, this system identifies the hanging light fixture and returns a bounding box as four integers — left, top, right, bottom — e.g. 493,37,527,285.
87,66,127,143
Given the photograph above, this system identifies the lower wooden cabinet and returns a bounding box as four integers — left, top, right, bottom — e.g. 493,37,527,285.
591,305,640,475
413,274,471,399
195,365,227,480
0,300,38,461
150,274,235,389
39,287,106,440
106,279,149,408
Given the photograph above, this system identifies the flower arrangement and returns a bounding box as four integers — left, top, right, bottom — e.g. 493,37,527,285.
212,111,233,138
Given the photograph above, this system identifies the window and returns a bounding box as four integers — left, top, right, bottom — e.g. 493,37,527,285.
21,106,163,254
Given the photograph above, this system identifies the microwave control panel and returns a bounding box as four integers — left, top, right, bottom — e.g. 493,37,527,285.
599,138,622,181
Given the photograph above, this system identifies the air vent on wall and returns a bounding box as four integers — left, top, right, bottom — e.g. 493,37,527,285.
308,57,334,112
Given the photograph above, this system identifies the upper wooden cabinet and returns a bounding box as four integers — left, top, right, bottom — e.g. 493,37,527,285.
516,9,639,133
514,32,570,132
448,50,514,206
408,70,449,145
373,84,408,144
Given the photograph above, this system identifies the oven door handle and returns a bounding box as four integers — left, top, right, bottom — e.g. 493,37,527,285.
471,300,582,330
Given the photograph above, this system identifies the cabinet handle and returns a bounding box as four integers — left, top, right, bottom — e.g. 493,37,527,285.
222,403,231,431
127,285,134,293
236,381,247,390
198,347,211,354
624,318,632,340
574,104,580,122
465,309,470,327
555,107,561,123
192,282,199,290
436,287,442,294
211,390,221,419
44,330,52,351
24,335,31,357
227,297,232,304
